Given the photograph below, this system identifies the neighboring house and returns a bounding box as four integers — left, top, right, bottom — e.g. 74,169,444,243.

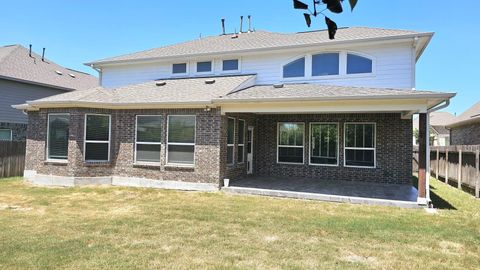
412,111,456,146
448,101,480,145
15,27,455,205
0,44,97,141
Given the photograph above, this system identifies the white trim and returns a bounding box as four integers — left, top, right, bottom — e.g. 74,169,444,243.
343,122,377,168
171,62,189,77
277,122,305,165
0,128,13,141
46,113,70,161
134,115,162,165
227,117,235,165
237,119,246,164
84,114,111,162
195,60,214,75
220,58,241,74
166,115,196,166
309,122,339,167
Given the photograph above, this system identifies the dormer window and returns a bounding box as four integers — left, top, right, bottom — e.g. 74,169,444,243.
172,63,187,74
222,59,239,71
347,54,373,74
283,57,305,78
312,53,339,76
196,61,212,73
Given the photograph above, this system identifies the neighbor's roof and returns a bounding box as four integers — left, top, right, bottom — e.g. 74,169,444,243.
15,75,455,110
214,83,455,103
0,44,97,91
87,27,433,66
413,111,456,133
447,101,480,128
23,74,256,108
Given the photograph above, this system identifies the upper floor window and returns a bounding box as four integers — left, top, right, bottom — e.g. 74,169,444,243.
197,61,212,73
0,129,12,141
172,63,187,74
47,114,69,160
283,57,305,78
347,54,373,74
312,53,339,76
223,59,239,71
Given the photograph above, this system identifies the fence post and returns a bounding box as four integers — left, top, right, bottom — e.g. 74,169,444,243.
458,149,462,189
436,149,440,180
445,149,449,184
476,149,479,199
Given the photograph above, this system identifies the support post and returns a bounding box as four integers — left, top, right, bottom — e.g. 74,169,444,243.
458,149,462,189
436,149,439,180
417,113,427,204
476,149,479,199
445,149,449,184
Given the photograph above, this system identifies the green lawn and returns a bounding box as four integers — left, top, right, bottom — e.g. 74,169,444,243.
0,177,479,270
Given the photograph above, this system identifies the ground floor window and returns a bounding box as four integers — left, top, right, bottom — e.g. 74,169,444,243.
344,123,376,168
277,122,304,164
167,115,196,165
84,114,111,162
227,117,235,165
47,114,69,160
238,119,245,163
135,115,162,163
0,129,12,141
310,123,338,165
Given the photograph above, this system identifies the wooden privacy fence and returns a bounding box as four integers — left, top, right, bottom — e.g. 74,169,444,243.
0,141,26,178
414,145,480,198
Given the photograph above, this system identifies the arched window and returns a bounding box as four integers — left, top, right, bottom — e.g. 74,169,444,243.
283,57,305,78
347,54,373,74
312,53,339,76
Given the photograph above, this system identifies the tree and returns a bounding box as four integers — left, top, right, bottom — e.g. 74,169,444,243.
292,0,358,39
413,128,437,146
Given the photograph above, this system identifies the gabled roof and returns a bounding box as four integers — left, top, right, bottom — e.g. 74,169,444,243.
87,27,433,66
447,101,480,128
413,111,456,133
0,44,97,91
14,75,454,111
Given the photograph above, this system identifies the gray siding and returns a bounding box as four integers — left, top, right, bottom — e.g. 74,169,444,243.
0,79,67,124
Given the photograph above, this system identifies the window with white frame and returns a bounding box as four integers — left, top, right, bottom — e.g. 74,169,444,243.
277,122,304,164
344,123,376,168
84,114,111,162
167,115,196,165
227,117,235,165
223,59,239,71
196,61,212,73
47,114,69,160
310,123,338,165
347,54,373,74
172,63,187,74
283,57,305,78
312,53,340,76
0,129,12,141
237,119,245,163
135,115,162,164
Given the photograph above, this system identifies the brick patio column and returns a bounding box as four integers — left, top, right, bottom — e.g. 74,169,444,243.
417,113,427,204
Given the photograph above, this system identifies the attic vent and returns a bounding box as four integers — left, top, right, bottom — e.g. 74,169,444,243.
68,73,76,78
205,79,216,84
156,81,167,86
55,70,63,75
273,83,284,88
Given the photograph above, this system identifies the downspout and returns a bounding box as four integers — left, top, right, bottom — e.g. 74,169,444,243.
425,99,450,206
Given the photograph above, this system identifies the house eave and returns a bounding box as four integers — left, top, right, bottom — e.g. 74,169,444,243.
15,101,214,111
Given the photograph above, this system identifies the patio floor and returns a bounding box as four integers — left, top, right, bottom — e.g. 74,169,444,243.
222,176,421,208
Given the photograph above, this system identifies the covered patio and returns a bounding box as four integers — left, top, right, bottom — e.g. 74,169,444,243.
222,176,420,208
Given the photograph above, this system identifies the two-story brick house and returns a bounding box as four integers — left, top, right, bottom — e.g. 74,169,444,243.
15,27,455,206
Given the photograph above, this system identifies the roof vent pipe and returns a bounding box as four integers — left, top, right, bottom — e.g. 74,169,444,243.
42,48,45,61
221,18,226,35
239,16,243,33
248,15,251,33
29,44,32,57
